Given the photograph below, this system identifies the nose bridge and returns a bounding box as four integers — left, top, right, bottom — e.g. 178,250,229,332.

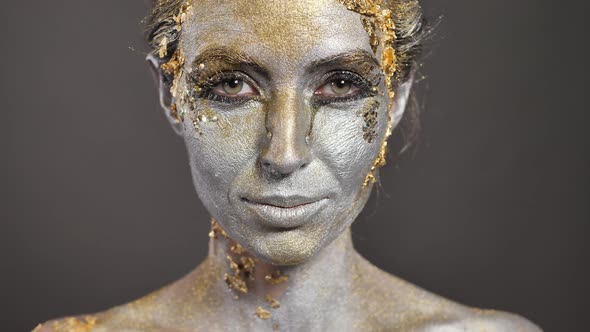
261,89,312,176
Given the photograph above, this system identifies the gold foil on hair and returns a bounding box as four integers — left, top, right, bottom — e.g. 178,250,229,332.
50,316,97,332
337,0,398,188
173,1,194,32
161,48,185,123
158,36,168,58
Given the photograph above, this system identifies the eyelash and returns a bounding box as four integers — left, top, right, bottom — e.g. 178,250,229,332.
195,71,371,105
196,71,260,105
312,71,371,105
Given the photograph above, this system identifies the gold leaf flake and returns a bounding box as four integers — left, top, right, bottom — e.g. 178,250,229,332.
255,306,272,320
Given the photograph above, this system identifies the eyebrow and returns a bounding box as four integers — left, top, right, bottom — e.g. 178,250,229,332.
307,49,380,73
191,46,269,78
190,47,380,79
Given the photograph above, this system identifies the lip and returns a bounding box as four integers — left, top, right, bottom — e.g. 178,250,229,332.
241,195,328,229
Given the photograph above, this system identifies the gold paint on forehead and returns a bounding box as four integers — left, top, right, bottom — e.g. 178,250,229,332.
231,0,325,60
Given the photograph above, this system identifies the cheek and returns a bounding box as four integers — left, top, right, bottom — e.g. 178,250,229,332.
182,105,266,195
312,99,388,190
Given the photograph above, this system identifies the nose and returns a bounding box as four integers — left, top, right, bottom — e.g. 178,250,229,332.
260,90,312,178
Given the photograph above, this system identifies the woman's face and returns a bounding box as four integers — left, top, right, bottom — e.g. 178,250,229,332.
169,0,403,265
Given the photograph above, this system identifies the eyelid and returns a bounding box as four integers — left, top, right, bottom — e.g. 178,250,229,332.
313,71,370,100
197,71,262,104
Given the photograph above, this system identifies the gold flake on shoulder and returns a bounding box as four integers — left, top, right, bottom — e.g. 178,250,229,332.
50,316,97,332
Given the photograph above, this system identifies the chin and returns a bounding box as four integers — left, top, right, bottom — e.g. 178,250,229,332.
249,227,325,266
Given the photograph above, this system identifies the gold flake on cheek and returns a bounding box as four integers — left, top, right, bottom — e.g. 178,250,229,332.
336,0,398,188
359,100,380,143
50,316,98,332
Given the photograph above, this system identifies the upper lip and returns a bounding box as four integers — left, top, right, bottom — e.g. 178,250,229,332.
242,195,324,208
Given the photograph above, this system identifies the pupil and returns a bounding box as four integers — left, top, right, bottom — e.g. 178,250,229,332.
336,80,346,89
228,80,240,88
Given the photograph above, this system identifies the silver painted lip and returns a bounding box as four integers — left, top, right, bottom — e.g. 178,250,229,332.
242,195,328,229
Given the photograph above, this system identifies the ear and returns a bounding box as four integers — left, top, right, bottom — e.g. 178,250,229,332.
146,53,184,136
390,74,414,129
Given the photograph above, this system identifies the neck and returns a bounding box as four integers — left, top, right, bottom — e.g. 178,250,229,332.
203,222,359,328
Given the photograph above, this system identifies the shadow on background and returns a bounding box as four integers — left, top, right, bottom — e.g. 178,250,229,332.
1,0,588,330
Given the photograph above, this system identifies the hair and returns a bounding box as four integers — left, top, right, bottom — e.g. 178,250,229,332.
145,0,430,150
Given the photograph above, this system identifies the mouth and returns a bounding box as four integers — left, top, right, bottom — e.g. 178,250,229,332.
241,195,328,229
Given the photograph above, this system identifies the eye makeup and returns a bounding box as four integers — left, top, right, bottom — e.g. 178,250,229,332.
195,71,262,105
312,71,374,106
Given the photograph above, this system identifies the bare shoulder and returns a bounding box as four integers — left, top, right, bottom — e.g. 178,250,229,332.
352,255,542,331
31,292,173,332
30,260,216,332
31,315,103,332
418,309,543,332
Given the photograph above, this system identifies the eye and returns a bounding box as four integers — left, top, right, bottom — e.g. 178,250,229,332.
315,79,359,97
212,78,257,97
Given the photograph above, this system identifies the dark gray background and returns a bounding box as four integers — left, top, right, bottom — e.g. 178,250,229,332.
1,0,588,331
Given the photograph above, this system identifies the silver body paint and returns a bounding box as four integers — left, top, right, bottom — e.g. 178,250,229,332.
178,0,387,266
35,1,542,331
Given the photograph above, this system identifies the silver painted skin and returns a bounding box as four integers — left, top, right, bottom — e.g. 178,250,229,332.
36,0,542,331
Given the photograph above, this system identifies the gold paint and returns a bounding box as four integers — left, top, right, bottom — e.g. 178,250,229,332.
223,272,248,294
264,295,281,309
233,0,323,61
273,323,280,331
336,0,398,188
158,36,168,58
264,270,289,285
255,306,272,320
209,219,228,239
211,220,258,297
50,316,97,332
173,1,193,32
161,48,186,122
360,100,380,143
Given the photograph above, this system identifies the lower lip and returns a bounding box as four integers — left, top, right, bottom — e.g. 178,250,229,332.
243,199,328,229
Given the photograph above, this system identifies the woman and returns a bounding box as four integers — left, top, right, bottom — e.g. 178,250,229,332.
36,0,541,331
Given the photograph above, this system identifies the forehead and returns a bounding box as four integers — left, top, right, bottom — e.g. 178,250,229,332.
181,0,372,68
